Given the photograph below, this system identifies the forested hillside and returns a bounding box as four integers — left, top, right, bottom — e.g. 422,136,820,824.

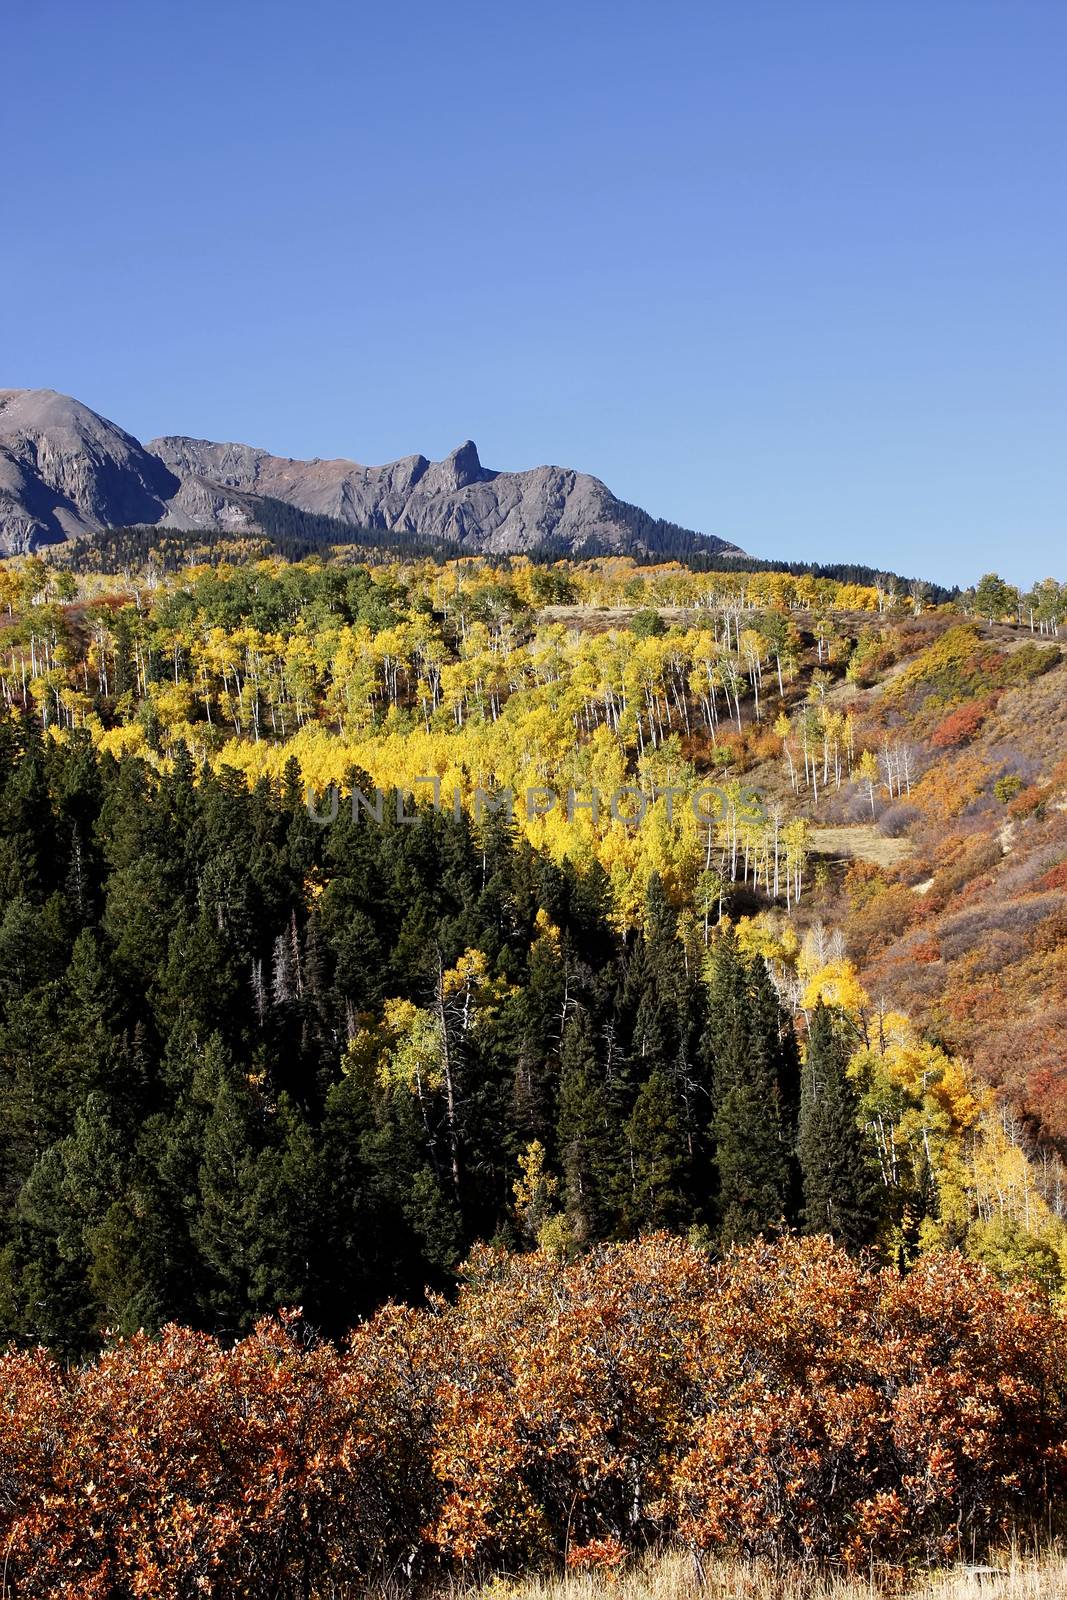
0,546,1065,1591
0,720,812,1347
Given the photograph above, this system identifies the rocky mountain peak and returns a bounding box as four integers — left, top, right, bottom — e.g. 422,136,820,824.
438,440,485,491
0,388,179,551
0,389,746,560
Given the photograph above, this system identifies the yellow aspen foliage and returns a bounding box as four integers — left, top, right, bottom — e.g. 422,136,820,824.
733,912,800,967
531,907,561,952
97,723,148,760
932,1109,1067,1294
799,956,869,1016
377,998,445,1095
512,1140,560,1246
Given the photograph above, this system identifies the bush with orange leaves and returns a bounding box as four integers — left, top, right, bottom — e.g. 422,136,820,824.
929,694,999,749
420,1239,714,1572
672,1237,1067,1567
1,1236,1065,1596
0,1307,443,1598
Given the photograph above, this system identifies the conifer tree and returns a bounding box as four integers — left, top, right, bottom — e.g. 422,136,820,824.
192,1036,263,1330
245,1094,320,1312
703,931,796,1244
624,1068,688,1232
557,1010,617,1244
798,1002,881,1252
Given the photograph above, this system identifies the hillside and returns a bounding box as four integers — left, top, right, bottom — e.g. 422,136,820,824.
785,618,1067,1145
0,548,1064,1595
0,388,745,560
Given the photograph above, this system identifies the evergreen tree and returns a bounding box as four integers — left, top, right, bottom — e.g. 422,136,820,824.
704,931,797,1245
624,1068,689,1233
557,1011,618,1244
316,1069,423,1326
191,1036,263,1331
245,1095,321,1312
797,1003,881,1252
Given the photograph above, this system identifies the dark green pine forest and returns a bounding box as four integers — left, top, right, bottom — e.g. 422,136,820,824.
0,718,876,1354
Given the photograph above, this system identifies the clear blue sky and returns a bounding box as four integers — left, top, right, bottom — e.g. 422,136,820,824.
4,0,1064,587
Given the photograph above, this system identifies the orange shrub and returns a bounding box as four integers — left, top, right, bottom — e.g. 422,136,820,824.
421,1239,713,1569
1,1238,1065,1593
929,694,998,749
928,830,1004,901
746,726,784,763
843,860,889,909
1007,782,1052,819
912,752,993,820
673,1239,1067,1567
844,883,919,963
1037,861,1067,894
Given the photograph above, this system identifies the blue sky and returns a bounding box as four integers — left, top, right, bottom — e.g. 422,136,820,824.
3,0,1064,587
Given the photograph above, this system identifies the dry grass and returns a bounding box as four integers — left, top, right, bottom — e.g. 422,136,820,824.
809,823,914,867
534,606,703,634
453,1548,1067,1600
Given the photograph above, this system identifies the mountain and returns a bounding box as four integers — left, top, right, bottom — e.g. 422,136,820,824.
0,389,745,559
0,389,180,548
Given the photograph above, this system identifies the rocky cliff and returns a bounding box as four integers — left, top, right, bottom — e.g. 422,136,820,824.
0,389,744,559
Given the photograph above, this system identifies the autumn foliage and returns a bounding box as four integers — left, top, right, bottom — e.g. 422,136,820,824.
929,695,998,749
2,1235,1066,1596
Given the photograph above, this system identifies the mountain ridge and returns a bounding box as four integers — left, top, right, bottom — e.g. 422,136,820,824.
0,388,745,560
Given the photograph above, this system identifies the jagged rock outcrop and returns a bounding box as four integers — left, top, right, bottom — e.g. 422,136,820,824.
0,389,745,559
148,434,682,555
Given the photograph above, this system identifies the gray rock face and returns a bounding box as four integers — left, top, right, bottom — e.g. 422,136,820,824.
0,390,179,552
147,434,660,555
0,389,745,559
